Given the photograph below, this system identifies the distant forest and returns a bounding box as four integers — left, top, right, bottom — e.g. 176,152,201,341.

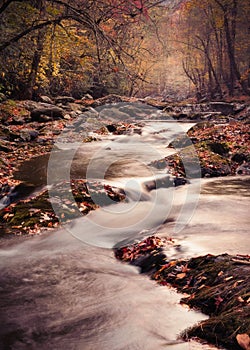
0,0,249,100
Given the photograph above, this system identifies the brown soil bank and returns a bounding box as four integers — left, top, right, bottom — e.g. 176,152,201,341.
115,237,250,350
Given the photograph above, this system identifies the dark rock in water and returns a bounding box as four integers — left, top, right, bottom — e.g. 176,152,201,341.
55,96,75,104
132,250,167,273
201,164,231,177
174,177,187,186
143,175,174,192
31,106,64,121
209,102,234,115
114,236,169,270
0,182,35,209
106,124,117,133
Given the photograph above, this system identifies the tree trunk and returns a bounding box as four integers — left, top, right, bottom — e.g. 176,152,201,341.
25,1,46,100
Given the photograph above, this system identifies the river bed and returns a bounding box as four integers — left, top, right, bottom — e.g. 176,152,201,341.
0,117,249,350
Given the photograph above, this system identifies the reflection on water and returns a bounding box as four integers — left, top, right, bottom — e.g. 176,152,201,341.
202,177,250,197
156,176,250,259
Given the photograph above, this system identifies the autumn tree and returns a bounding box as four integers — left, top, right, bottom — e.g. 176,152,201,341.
177,0,250,99
0,0,167,99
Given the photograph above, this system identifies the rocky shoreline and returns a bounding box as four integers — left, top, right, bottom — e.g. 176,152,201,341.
115,236,250,350
0,95,250,349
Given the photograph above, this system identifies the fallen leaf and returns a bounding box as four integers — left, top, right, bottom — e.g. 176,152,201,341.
233,280,244,287
237,296,245,303
181,264,190,273
236,334,250,350
215,296,224,307
224,276,233,281
198,284,206,290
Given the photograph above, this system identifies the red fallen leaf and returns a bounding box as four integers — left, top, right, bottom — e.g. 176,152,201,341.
3,207,11,212
236,334,250,350
181,264,190,273
159,281,169,286
215,296,224,308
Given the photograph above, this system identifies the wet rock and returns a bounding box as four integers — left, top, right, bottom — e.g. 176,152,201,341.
31,105,64,121
201,164,231,177
114,236,169,265
20,129,39,141
0,93,7,102
81,93,93,100
98,107,129,121
106,124,117,133
174,177,187,186
233,103,246,114
65,102,86,113
55,96,75,104
132,251,167,273
237,105,250,122
92,94,135,107
39,95,54,104
209,101,234,115
143,98,169,110
143,175,174,192
0,182,36,209
236,162,250,175
0,140,11,152
63,114,71,120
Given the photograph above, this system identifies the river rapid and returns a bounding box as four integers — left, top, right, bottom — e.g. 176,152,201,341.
0,106,249,350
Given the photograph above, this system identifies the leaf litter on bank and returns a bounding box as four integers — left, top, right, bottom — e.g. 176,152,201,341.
0,180,126,236
115,238,250,350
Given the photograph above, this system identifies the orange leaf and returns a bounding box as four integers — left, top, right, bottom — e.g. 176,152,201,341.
236,334,250,350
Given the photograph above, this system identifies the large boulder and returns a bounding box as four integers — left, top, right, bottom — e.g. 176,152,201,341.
31,104,64,121
19,129,39,141
55,96,75,104
209,102,234,115
92,94,135,107
39,95,54,104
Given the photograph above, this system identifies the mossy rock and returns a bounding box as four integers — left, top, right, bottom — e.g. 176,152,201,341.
183,308,250,350
152,253,250,350
208,141,230,155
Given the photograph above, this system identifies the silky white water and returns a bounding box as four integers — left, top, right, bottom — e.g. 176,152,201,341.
0,115,249,350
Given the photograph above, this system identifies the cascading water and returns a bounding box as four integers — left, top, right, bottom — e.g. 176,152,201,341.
0,103,249,349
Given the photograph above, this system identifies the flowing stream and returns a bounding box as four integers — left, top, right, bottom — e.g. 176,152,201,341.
0,108,249,350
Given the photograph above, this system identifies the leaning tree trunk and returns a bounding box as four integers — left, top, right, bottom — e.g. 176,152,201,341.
25,0,46,100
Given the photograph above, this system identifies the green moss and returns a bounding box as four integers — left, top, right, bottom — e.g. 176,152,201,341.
152,253,250,350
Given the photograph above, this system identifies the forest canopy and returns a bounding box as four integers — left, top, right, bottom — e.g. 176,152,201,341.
0,0,249,100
